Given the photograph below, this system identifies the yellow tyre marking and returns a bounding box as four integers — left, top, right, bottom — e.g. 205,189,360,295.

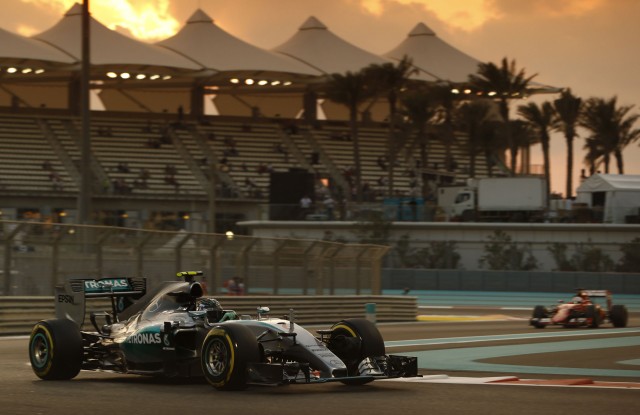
203,329,235,388
332,324,357,337
30,324,54,376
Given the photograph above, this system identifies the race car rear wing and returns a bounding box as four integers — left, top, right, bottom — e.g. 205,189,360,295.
55,277,146,328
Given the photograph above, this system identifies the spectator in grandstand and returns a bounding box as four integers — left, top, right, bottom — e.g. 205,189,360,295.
165,164,177,176
310,151,320,165
257,163,268,174
49,171,63,191
42,160,53,171
117,162,130,173
274,143,289,162
377,155,388,170
299,195,312,219
323,195,335,220
147,137,161,149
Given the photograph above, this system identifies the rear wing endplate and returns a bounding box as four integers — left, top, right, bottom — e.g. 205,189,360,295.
55,277,146,327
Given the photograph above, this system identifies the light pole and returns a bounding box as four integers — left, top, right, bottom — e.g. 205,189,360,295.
77,0,92,226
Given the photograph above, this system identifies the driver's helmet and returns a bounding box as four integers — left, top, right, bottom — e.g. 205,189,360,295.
196,298,222,311
571,296,583,304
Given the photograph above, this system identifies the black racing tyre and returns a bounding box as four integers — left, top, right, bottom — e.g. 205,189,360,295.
28,319,83,380
585,305,601,328
329,318,385,385
609,305,628,328
531,305,548,329
201,323,261,390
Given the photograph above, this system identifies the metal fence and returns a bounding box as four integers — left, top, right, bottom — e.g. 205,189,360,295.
0,220,388,296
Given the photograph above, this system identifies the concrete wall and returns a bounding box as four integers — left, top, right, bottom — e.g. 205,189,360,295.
382,269,640,294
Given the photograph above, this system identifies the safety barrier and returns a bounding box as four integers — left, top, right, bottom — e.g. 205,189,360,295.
0,295,417,336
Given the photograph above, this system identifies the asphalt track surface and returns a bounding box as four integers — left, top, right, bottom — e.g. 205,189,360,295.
1,308,639,415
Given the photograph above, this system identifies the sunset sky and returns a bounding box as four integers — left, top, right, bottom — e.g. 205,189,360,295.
3,0,639,196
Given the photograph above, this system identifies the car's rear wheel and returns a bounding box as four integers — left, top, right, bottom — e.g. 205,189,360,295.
531,305,548,328
609,305,628,327
201,324,261,390
329,318,385,385
28,319,83,380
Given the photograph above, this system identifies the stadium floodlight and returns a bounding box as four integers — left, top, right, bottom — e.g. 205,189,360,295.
35,69,45,74
106,72,118,78
488,91,497,96
451,88,460,94
283,81,292,86
136,74,146,80
7,67,17,73
150,74,160,80
245,78,255,85
464,89,472,94
230,78,240,84
270,80,281,86
22,68,33,74
258,80,268,86
162,75,172,80
120,72,131,79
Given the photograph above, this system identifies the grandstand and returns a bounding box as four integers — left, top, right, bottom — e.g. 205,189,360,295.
0,106,495,231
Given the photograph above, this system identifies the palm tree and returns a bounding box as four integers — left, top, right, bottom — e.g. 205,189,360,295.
508,119,537,174
469,58,537,175
580,96,640,174
364,56,417,197
552,89,582,198
323,70,376,202
455,99,495,177
400,87,438,198
518,101,555,206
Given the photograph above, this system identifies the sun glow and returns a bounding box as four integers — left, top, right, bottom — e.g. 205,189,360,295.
20,0,179,41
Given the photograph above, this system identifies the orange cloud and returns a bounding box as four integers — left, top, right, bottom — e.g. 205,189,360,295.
359,0,503,31
20,0,179,41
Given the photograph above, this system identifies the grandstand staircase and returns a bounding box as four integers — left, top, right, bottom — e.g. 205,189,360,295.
58,118,110,191
36,118,81,189
301,128,350,195
166,126,211,192
187,125,238,193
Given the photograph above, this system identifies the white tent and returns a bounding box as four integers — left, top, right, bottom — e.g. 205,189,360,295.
576,174,640,223
33,3,200,74
385,22,561,94
0,26,74,67
272,16,389,75
384,23,482,83
158,9,319,80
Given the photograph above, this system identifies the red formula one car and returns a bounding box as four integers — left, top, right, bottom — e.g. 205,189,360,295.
530,289,629,329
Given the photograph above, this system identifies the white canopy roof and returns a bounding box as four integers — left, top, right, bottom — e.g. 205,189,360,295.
272,16,389,75
384,23,482,83
577,174,640,192
33,3,199,72
158,10,319,79
0,26,74,66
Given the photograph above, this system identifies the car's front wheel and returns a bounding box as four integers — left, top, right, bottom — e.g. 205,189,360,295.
28,319,83,380
329,318,385,385
585,305,602,328
201,324,261,390
609,305,628,327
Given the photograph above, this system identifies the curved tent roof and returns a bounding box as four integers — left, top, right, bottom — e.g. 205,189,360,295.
272,16,389,75
158,9,320,80
384,23,481,83
33,3,200,74
577,174,640,192
0,27,74,67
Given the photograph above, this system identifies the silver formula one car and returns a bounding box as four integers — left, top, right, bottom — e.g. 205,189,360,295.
29,271,418,390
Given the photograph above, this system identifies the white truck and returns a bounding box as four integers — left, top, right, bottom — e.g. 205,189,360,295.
448,177,548,222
